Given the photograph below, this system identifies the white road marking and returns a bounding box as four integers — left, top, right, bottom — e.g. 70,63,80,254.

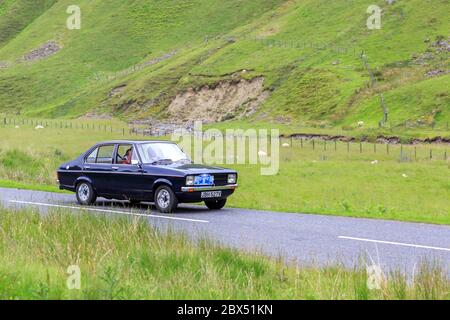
8,200,209,223
339,236,450,252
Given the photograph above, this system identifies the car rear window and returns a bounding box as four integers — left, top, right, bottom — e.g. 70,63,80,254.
96,145,115,164
85,148,98,164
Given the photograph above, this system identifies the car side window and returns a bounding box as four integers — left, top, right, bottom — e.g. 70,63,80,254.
96,145,115,164
85,148,98,164
116,144,139,165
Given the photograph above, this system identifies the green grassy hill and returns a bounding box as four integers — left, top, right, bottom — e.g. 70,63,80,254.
0,0,57,46
0,0,448,131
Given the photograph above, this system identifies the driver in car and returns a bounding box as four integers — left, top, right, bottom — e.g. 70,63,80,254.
121,148,133,164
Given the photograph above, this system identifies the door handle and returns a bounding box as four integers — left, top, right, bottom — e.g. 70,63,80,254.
112,166,119,170
84,166,91,170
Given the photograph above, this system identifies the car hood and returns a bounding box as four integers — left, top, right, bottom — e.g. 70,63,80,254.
142,163,236,176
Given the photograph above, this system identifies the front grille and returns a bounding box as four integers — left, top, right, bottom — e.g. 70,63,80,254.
214,174,228,186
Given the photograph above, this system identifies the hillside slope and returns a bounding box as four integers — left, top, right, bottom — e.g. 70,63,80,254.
0,0,57,47
0,0,448,130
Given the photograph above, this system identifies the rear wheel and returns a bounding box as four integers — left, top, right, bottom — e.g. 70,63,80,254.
76,182,97,205
205,199,227,210
154,185,178,213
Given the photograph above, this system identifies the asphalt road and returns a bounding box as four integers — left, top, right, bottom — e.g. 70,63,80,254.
0,187,449,276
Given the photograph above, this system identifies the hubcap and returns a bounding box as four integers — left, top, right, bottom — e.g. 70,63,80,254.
157,189,170,209
78,184,90,202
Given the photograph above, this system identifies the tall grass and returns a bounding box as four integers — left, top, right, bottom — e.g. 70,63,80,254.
0,207,448,300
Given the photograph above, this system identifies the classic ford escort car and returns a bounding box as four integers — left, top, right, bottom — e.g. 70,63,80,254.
57,140,238,213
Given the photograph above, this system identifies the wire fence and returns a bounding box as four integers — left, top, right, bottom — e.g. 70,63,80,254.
1,117,132,136
1,117,448,161
279,137,448,161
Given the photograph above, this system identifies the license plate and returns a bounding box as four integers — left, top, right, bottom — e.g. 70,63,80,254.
201,191,222,199
195,174,214,186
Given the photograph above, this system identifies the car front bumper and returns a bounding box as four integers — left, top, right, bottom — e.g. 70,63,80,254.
180,184,238,192
177,184,238,203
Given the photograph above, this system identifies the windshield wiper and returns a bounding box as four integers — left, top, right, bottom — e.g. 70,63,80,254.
151,159,174,165
174,159,192,164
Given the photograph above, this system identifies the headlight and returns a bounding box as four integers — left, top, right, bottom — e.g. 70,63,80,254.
227,174,237,184
186,175,195,186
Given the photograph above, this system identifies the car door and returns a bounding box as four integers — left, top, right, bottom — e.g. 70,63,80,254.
110,144,148,200
83,144,115,196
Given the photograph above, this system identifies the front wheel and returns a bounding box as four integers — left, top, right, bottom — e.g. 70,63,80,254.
205,199,227,210
154,185,178,213
76,182,97,205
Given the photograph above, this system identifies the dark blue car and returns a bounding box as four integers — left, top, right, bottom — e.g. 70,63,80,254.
57,140,238,213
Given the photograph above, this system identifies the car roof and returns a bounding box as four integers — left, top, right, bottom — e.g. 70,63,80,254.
97,140,176,145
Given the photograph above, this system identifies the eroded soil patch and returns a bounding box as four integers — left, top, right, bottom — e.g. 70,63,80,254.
167,77,269,123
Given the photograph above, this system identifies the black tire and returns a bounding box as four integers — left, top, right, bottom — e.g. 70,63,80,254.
154,185,178,213
76,181,97,205
205,199,227,210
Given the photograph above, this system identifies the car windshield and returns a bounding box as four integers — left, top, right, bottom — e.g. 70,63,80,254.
137,143,191,165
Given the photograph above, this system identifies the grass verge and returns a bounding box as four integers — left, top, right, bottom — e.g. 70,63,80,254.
0,179,64,193
0,207,448,300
